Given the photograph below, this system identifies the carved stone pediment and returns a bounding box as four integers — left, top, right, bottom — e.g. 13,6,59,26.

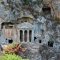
17,22,33,29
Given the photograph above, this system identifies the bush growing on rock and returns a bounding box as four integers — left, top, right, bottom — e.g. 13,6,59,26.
17,43,31,58
2,43,27,54
0,54,29,60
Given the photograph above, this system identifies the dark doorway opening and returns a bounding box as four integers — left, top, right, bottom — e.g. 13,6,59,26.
39,40,41,43
34,37,37,41
24,30,27,42
42,6,51,14
8,39,13,44
29,30,32,42
20,30,23,42
48,41,54,47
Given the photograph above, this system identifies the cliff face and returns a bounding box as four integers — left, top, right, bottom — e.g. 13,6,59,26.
0,0,60,22
42,0,60,22
52,0,60,22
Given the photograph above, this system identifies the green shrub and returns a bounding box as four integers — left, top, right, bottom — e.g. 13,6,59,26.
0,54,29,60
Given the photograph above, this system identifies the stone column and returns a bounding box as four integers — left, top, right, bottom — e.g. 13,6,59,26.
17,29,20,43
17,29,20,42
27,30,29,42
23,30,24,42
32,30,34,43
3,26,6,38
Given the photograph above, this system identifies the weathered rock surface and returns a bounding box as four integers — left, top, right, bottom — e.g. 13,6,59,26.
0,0,60,60
19,43,60,60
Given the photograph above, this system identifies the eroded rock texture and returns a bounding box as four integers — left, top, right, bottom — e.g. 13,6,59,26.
0,0,60,60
